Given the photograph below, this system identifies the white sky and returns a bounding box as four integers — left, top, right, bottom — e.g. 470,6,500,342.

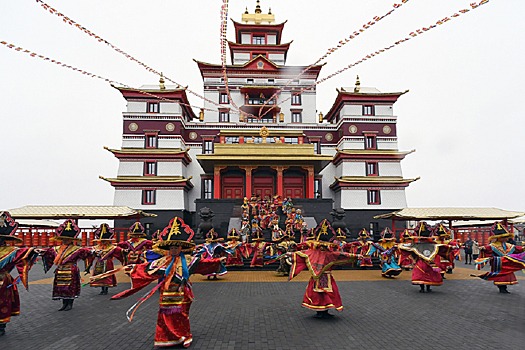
1,0,523,213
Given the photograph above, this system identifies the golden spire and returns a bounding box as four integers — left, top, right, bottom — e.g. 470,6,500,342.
354,75,361,93
159,72,165,90
199,108,204,121
318,111,324,123
242,0,275,24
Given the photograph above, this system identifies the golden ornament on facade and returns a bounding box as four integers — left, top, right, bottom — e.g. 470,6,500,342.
325,133,333,141
166,123,175,132
260,126,269,143
383,125,392,134
349,125,358,134
189,132,198,140
128,123,138,132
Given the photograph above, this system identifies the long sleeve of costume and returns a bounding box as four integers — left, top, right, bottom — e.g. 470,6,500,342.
0,247,38,324
473,244,524,285
290,248,357,312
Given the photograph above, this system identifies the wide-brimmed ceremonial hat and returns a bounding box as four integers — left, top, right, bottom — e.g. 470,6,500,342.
380,227,395,241
205,228,224,243
414,221,433,237
93,223,115,241
227,228,240,241
309,219,338,247
488,221,513,241
128,221,146,237
0,211,22,242
335,228,347,240
434,224,451,238
54,219,82,241
358,228,371,240
400,229,413,242
157,217,195,250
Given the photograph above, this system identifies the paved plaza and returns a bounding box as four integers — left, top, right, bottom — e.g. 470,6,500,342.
1,266,524,350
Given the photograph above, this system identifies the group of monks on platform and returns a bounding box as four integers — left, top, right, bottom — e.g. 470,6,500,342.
1,209,524,347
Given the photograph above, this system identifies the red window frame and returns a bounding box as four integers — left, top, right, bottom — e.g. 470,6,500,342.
366,162,379,176
367,190,381,205
147,102,160,113
363,105,375,116
145,132,158,149
144,161,157,176
142,189,156,205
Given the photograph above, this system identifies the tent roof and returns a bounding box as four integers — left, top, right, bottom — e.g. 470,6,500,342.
374,208,525,221
6,206,157,220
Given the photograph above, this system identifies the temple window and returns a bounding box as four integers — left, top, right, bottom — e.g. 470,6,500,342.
202,140,214,154
219,93,229,104
245,116,274,123
364,135,377,150
291,111,302,123
366,162,378,176
312,141,320,154
219,111,230,122
268,79,275,84
147,102,159,113
144,161,157,176
225,137,239,144
145,134,158,149
202,178,213,199
247,78,254,84
291,93,302,105
284,137,298,144
314,179,322,198
142,189,156,205
363,105,375,116
367,190,381,205
252,35,266,45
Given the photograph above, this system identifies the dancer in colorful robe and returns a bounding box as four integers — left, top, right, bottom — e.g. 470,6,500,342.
472,222,524,293
194,229,231,279
0,212,38,336
111,217,224,348
225,228,244,267
289,219,360,318
40,219,93,311
433,224,459,276
117,221,152,264
241,228,268,268
397,229,415,270
345,229,374,268
398,222,451,293
88,223,125,295
376,227,402,278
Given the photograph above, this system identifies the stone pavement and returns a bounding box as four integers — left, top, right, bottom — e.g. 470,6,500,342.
1,265,524,350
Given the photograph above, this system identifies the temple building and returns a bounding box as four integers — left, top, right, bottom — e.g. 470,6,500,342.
101,1,418,237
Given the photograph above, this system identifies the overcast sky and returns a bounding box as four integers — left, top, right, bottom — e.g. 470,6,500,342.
1,0,523,213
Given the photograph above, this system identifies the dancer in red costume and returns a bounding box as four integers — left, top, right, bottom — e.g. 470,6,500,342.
0,212,38,336
117,221,153,264
472,222,523,293
87,223,125,295
40,219,93,311
398,222,452,293
111,217,224,348
289,219,360,318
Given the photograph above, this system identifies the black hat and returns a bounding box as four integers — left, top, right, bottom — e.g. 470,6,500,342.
157,217,195,250
310,219,337,246
380,227,395,241
55,219,82,241
358,228,371,240
205,228,224,243
227,228,240,241
0,211,21,242
128,221,146,237
415,221,433,238
434,224,451,238
93,223,115,241
488,221,512,241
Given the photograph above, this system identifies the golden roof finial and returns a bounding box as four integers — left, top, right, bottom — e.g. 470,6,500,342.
159,72,165,90
268,7,272,15
245,7,249,14
242,0,274,24
199,108,204,121
255,0,262,14
354,75,361,93
318,111,324,123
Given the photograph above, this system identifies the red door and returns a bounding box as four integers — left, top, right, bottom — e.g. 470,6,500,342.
283,176,304,198
252,176,274,198
222,176,244,199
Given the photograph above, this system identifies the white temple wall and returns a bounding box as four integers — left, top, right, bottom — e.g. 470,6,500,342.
117,161,142,176
378,162,403,177
339,189,407,209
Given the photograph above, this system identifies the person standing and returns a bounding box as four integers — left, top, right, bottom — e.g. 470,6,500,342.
472,240,480,261
88,223,125,295
111,216,224,348
0,212,38,336
117,222,152,265
463,236,474,264
473,222,523,293
40,219,93,311
289,219,360,318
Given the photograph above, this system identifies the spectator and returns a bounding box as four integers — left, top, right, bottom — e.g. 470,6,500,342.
472,240,480,261
463,236,473,264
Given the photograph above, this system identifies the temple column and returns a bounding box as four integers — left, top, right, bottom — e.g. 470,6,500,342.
271,166,287,198
240,166,256,197
213,166,226,199
302,166,315,199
